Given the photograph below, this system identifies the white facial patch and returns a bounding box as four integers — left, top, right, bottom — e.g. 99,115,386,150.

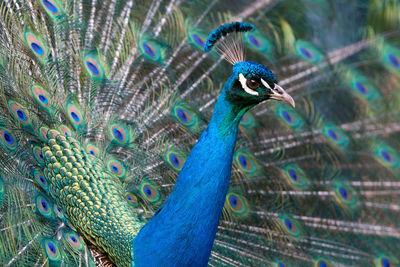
238,73,259,96
261,78,272,90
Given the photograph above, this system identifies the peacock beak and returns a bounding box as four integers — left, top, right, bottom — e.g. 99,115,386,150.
269,84,295,108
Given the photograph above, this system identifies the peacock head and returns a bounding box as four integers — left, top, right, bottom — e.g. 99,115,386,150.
226,61,294,107
205,22,294,108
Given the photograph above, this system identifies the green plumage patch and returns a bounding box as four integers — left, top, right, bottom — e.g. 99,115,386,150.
107,158,127,180
314,259,333,267
171,102,202,133
0,128,18,150
381,43,400,75
373,142,399,168
295,40,324,64
38,0,63,18
0,177,5,209
30,85,53,112
125,192,139,208
138,37,166,62
83,53,106,79
139,182,161,203
188,29,208,50
233,149,260,176
374,255,398,267
109,123,131,145
244,30,273,54
36,195,54,219
42,239,62,265
279,215,302,238
282,164,309,189
321,123,350,148
164,148,187,171
333,183,358,207
66,100,85,130
23,30,48,61
64,231,85,251
7,100,32,128
274,103,304,130
225,192,248,215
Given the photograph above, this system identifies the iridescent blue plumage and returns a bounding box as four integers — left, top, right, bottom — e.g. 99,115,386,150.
133,34,293,264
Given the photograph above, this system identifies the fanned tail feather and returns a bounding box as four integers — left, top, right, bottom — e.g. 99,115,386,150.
0,0,399,266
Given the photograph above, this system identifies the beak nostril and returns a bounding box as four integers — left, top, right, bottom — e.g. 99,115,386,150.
273,84,284,94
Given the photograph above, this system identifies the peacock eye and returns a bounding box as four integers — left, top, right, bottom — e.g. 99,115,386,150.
246,78,260,89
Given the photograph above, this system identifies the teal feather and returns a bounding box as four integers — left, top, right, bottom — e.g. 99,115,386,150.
0,0,400,266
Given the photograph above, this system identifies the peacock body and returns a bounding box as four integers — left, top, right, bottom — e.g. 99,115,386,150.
0,0,400,267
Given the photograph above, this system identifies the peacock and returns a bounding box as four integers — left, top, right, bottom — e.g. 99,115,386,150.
0,0,400,266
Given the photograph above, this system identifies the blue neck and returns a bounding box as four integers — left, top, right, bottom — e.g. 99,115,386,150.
132,75,248,266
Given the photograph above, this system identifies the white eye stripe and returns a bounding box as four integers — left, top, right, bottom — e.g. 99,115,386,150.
238,73,259,96
261,78,272,90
